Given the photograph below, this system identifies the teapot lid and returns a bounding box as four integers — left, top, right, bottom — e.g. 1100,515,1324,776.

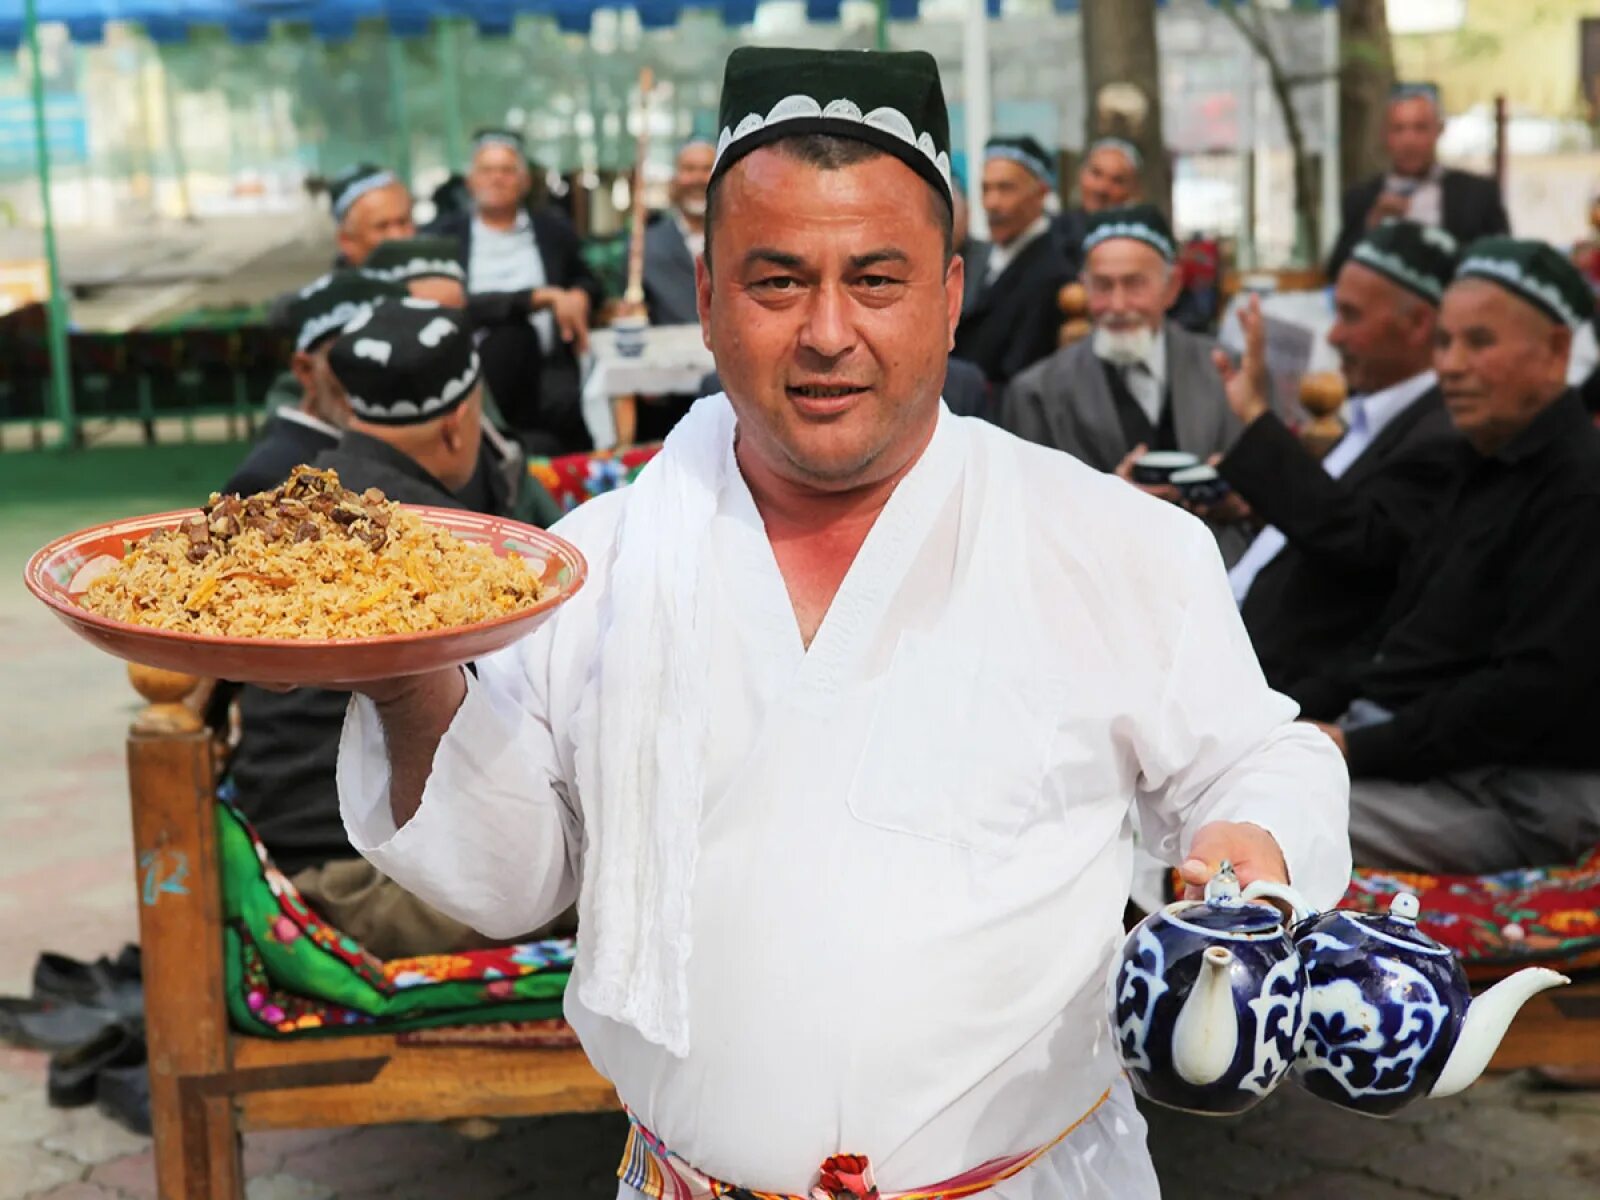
1349,892,1453,957
1163,863,1286,940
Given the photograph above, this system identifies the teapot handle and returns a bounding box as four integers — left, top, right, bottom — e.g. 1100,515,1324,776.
1241,879,1316,924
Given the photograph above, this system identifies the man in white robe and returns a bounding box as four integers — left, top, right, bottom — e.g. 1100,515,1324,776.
332,47,1350,1200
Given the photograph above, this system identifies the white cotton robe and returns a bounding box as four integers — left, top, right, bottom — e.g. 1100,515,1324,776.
338,404,1351,1199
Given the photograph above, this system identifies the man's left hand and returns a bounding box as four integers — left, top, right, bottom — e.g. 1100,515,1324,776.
1180,821,1289,900
1211,294,1271,426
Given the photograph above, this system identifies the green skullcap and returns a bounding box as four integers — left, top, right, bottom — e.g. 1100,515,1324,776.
1454,236,1595,329
363,237,466,286
1348,220,1460,306
986,135,1056,187
710,46,953,207
1081,203,1176,264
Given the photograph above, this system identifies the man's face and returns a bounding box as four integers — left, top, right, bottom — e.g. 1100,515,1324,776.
1328,263,1434,394
1078,147,1138,213
410,277,467,308
337,183,416,266
469,145,531,213
670,143,715,218
1385,96,1442,179
1083,239,1178,334
696,148,962,491
1434,279,1572,453
982,158,1047,247
291,344,353,429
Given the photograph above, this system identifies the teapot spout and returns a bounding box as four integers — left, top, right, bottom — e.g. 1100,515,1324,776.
1429,967,1569,1098
1172,946,1239,1087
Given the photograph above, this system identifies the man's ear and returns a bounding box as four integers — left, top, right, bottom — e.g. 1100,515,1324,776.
289,350,316,393
945,252,965,351
695,252,713,351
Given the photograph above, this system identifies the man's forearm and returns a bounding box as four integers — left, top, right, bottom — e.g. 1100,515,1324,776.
373,668,469,830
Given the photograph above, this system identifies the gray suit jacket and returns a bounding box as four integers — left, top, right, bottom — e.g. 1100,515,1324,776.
959,238,990,316
643,213,699,326
999,322,1250,564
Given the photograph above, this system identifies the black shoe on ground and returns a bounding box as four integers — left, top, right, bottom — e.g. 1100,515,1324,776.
47,1023,145,1109
0,996,121,1054
96,1061,152,1137
32,948,143,1023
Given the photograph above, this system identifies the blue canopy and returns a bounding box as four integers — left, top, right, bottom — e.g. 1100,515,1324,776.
0,0,1335,47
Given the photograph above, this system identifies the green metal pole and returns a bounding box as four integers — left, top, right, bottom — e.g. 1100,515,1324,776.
437,18,468,171
24,0,75,450
384,34,414,187
875,0,889,51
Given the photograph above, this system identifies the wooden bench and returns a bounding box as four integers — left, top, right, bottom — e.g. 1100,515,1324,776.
124,667,617,1200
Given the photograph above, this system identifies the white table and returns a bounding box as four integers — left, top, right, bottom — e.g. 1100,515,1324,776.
580,323,716,449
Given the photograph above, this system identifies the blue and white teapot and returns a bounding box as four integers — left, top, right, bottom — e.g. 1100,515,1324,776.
1109,865,1571,1118
1292,893,1568,1117
1108,863,1309,1115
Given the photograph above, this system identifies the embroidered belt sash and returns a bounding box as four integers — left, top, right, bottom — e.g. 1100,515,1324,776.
617,1085,1113,1200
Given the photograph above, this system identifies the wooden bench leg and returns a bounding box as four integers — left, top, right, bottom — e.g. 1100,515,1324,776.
128,703,243,1200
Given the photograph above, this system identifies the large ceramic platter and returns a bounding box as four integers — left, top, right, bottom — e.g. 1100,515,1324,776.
24,505,585,686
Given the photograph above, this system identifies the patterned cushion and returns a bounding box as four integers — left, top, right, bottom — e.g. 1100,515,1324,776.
218,803,571,1038
528,444,662,515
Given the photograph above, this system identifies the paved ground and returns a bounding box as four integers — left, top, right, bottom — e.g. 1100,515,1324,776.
3,445,1599,1200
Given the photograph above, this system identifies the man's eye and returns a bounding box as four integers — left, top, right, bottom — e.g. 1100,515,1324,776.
858,275,899,289
754,277,798,291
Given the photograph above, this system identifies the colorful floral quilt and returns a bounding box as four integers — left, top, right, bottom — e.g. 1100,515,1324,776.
527,444,662,515
218,803,571,1038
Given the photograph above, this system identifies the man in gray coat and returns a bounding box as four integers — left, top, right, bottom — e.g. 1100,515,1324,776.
1000,204,1249,563
642,141,713,328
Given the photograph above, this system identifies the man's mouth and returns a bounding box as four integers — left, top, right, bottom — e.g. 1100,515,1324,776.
786,383,869,414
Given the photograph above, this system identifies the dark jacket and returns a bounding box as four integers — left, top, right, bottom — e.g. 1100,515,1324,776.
429,206,604,456
1292,393,1600,780
642,211,699,327
225,432,483,877
222,411,339,498
999,322,1249,565
953,233,1071,386
1327,168,1510,278
1219,386,1462,692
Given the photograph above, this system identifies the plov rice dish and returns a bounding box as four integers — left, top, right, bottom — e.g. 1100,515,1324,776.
81,466,543,639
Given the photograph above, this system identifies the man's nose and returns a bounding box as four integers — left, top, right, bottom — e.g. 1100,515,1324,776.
798,285,857,360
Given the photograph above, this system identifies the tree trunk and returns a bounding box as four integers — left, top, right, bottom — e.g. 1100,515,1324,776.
1338,0,1396,194
1080,0,1171,218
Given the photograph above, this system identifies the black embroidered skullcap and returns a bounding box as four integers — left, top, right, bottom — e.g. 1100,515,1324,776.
1087,136,1142,172
472,127,526,156
329,163,402,222
285,270,407,354
1454,236,1596,329
710,47,953,208
1081,203,1177,263
1348,220,1459,306
363,236,466,286
327,300,481,426
986,135,1055,187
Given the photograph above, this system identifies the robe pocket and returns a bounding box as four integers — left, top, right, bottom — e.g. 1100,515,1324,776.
844,631,1072,858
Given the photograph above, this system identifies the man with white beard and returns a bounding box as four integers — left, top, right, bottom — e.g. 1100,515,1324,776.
1000,204,1250,563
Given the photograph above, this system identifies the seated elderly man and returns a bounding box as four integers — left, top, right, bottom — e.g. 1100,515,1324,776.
1217,221,1465,692
1000,204,1250,564
1051,136,1141,276
954,135,1072,385
226,272,404,497
225,301,557,958
428,128,605,455
328,47,1347,1196
328,163,416,268
1295,239,1600,874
